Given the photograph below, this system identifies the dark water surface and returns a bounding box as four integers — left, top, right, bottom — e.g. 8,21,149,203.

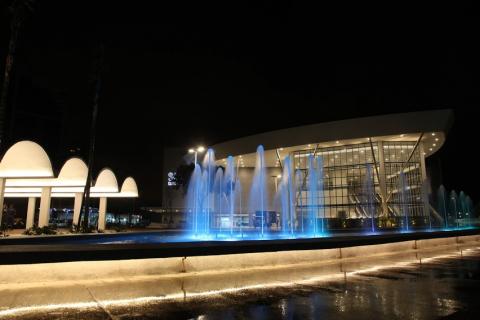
8,248,480,320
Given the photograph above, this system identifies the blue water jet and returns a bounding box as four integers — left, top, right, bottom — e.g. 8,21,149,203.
363,164,376,233
249,145,268,237
398,171,409,231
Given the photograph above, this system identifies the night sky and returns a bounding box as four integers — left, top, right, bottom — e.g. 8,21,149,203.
0,1,478,206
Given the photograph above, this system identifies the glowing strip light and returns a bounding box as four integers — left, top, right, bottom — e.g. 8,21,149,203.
3,192,136,198
293,146,377,158
294,144,417,159
0,248,477,318
386,164,420,180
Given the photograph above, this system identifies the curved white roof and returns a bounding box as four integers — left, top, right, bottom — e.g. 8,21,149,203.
58,158,88,184
120,177,139,197
92,168,118,193
0,141,54,178
212,109,453,161
0,142,138,199
5,175,139,199
5,157,88,187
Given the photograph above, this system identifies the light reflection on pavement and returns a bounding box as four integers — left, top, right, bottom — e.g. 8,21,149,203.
2,247,479,320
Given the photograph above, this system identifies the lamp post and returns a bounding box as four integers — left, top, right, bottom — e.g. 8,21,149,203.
189,146,205,165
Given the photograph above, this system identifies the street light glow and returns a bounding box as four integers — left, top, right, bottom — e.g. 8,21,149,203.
197,146,206,153
188,148,195,154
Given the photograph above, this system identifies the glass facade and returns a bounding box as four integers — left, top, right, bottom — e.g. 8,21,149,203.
383,141,426,225
292,141,428,229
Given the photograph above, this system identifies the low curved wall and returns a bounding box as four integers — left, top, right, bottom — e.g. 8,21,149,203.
0,234,478,286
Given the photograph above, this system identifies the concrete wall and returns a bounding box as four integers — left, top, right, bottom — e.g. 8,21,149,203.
162,163,282,213
162,146,192,208
1,235,478,286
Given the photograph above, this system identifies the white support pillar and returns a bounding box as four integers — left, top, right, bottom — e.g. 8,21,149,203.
0,178,5,227
26,197,36,229
38,187,52,228
73,193,83,227
98,197,107,231
419,142,428,183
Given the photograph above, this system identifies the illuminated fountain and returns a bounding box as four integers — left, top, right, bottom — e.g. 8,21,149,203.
278,156,296,235
307,155,325,235
185,144,475,240
187,146,329,239
422,179,432,229
213,167,224,233
186,164,202,235
224,156,236,235
249,145,269,237
235,178,243,235
457,191,473,228
203,149,216,234
437,185,449,228
274,153,328,237
296,169,304,233
450,190,458,229
398,171,409,231
436,185,475,230
187,146,271,238
465,194,474,226
362,164,376,233
186,148,216,237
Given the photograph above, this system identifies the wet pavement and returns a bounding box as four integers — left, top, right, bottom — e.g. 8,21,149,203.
3,248,480,320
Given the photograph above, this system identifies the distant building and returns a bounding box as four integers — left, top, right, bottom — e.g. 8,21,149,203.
163,110,453,229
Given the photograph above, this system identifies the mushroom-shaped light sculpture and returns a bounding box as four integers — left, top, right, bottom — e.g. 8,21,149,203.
55,158,88,226
102,177,138,198
57,157,88,186
0,141,53,179
120,177,139,197
92,168,118,194
92,168,118,230
3,157,89,228
0,141,54,227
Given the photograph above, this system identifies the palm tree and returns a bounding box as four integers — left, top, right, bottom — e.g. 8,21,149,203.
78,45,104,231
0,0,34,150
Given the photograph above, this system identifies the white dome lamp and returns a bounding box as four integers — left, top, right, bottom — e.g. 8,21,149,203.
92,168,118,231
0,141,54,228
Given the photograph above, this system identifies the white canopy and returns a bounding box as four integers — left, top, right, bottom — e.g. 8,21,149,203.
0,141,53,178
5,157,88,187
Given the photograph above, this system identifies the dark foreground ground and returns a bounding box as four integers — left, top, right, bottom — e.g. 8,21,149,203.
6,248,480,320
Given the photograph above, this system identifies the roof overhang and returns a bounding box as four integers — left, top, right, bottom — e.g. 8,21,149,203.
212,109,452,158
210,109,453,167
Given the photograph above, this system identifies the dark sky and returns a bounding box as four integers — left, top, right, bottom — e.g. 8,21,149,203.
0,1,479,206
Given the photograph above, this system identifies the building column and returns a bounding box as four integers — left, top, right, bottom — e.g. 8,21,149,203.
73,193,83,227
376,141,389,217
0,178,5,227
26,197,36,229
38,187,52,227
419,142,428,182
98,197,107,231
